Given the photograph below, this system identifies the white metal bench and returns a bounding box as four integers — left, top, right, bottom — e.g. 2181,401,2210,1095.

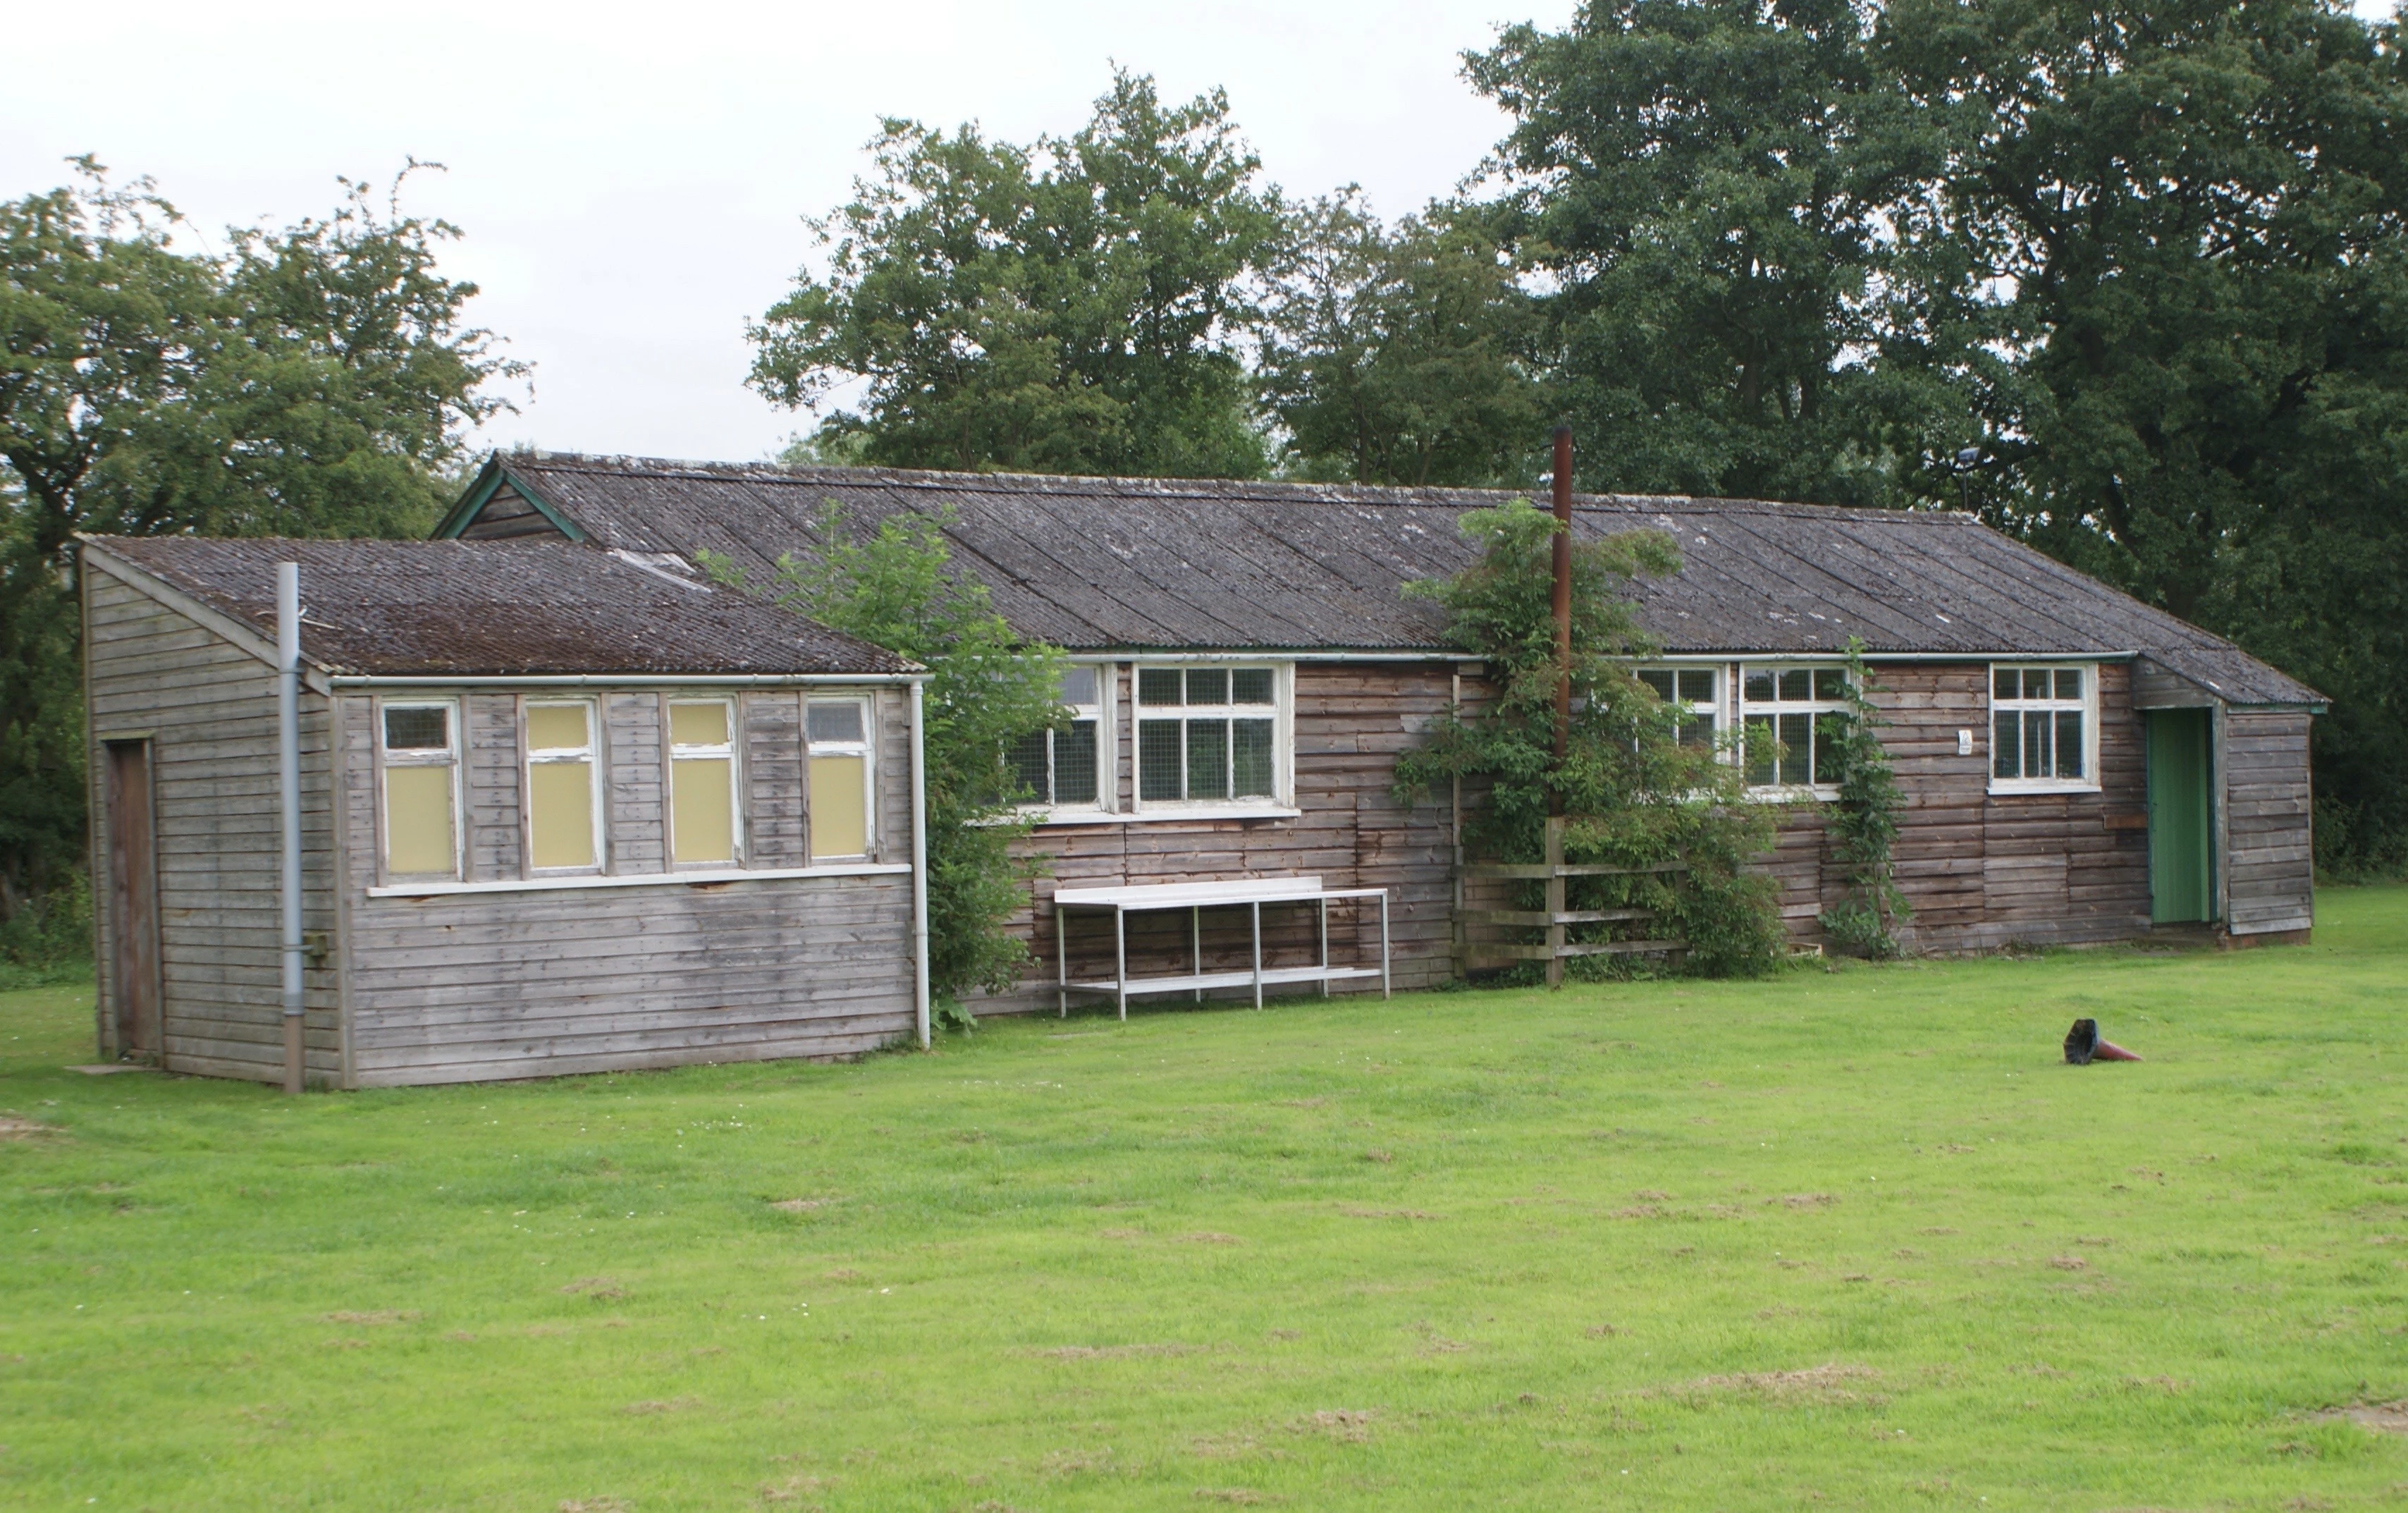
1052,875,1391,1018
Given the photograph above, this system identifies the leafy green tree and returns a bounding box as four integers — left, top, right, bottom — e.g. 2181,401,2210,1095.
1879,0,2408,874
750,71,1283,479
0,160,517,940
1258,193,1542,485
704,507,1070,1018
1394,498,1786,976
1468,0,1946,508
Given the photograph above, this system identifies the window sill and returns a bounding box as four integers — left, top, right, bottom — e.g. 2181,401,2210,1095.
1987,780,2102,797
1032,804,1301,827
1745,786,1839,804
369,860,911,898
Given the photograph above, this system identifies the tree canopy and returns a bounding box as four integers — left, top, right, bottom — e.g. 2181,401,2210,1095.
0,161,517,939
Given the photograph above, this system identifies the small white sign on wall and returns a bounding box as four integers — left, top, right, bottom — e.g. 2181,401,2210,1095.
1958,729,1974,756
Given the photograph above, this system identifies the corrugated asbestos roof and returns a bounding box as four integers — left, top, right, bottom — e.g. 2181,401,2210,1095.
85,534,916,678
457,453,2321,707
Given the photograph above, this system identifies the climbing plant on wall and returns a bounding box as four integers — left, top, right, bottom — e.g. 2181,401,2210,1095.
1816,639,1910,958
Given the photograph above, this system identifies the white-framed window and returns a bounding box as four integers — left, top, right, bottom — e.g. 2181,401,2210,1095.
379,699,460,879
1991,664,2097,789
1636,666,1719,747
1007,663,1105,811
1135,663,1285,807
668,697,740,866
1739,664,1849,790
806,698,873,859
525,699,603,871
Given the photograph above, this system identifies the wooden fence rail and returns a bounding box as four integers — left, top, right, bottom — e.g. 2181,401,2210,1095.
1455,817,1689,985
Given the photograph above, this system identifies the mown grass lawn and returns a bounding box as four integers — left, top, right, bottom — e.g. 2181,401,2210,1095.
2,888,2404,1512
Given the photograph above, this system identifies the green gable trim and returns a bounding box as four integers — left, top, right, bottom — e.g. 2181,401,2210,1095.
431,455,588,543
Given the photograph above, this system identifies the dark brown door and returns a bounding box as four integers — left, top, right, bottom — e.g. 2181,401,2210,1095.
104,740,161,1060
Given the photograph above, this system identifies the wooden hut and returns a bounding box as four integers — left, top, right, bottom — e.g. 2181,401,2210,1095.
80,534,927,1086
432,453,2326,1008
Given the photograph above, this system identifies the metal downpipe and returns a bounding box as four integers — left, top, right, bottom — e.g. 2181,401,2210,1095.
277,563,305,1094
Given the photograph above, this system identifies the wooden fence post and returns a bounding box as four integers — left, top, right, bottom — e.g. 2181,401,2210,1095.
1544,816,1566,988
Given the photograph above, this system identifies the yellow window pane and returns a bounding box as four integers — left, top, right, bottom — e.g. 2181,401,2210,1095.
383,764,455,876
526,703,589,752
670,701,729,748
672,757,735,864
810,754,867,858
529,760,595,869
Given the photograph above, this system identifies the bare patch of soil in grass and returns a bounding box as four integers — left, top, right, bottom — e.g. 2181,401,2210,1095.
1193,1490,1276,1505
622,1397,701,1416
1774,1193,1838,1209
322,1310,420,1325
1035,1343,1193,1361
560,1277,625,1300
1287,1409,1375,1443
1678,1364,1881,1403
770,1196,839,1213
0,1113,64,1140
1179,1231,1243,1244
2311,1401,2408,1433
1341,1207,1442,1220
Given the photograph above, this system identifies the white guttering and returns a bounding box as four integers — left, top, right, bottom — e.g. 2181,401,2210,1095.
276,563,305,1096
909,680,930,1050
327,672,926,687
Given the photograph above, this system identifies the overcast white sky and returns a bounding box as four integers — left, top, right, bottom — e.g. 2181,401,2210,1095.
3,1,1578,465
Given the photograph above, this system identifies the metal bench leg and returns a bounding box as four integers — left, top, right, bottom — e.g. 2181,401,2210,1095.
1192,905,1202,1003
1115,907,1128,1022
1380,893,1391,999
1057,901,1067,1017
1319,897,1329,997
1251,900,1263,1008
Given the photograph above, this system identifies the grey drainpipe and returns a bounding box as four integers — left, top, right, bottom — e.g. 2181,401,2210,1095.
277,563,305,1094
909,680,930,1048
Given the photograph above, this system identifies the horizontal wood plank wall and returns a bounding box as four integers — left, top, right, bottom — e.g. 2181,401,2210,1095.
1775,663,2151,953
987,661,1461,1011
84,571,343,1082
464,694,524,881
607,692,665,874
339,680,916,1086
2223,710,2314,936
744,692,805,867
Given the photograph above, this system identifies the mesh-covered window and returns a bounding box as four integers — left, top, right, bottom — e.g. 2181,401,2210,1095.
1008,664,1102,810
1636,666,1719,747
1738,666,1848,789
380,702,457,878
1134,665,1280,805
1990,665,2094,784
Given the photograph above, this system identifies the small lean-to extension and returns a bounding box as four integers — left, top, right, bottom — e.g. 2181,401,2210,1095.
277,563,305,1095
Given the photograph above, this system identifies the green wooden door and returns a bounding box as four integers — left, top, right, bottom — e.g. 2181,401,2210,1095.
2147,709,2216,924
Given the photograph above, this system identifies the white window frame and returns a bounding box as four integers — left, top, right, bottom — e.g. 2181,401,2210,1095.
806,696,876,859
376,697,462,881
1010,661,1110,819
1635,663,1721,749
1988,662,2101,794
666,696,744,869
524,697,606,874
1130,659,1294,816
1737,662,1851,797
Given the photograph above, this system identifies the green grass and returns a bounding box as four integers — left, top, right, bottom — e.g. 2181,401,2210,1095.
4,890,2404,1512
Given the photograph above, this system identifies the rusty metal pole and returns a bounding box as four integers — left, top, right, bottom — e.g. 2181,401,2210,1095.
1549,426,1573,796
1547,427,1573,987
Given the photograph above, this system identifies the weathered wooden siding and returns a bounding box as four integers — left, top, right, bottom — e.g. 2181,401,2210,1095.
336,684,919,1087
84,568,344,1082
2223,710,2314,936
1790,663,2154,953
988,661,1461,1010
